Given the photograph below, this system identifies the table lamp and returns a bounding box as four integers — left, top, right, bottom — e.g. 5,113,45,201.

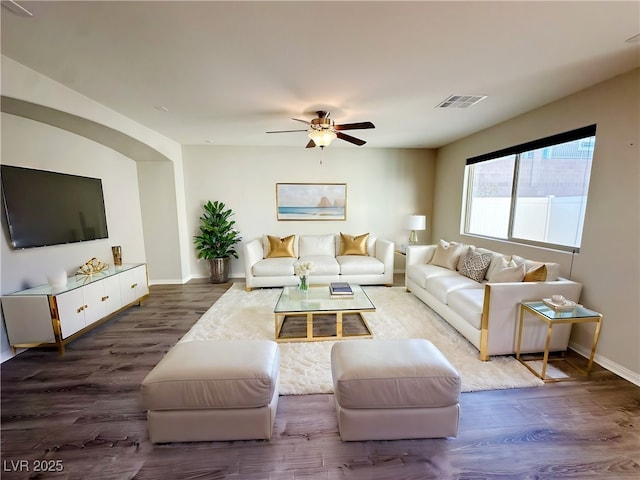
406,215,426,245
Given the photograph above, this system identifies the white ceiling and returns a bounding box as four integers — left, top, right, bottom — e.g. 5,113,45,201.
1,1,639,149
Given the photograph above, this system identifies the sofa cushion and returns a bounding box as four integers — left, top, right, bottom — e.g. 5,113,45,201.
266,235,296,258
337,255,384,275
331,339,461,409
426,275,484,305
140,340,280,410
448,289,485,330
459,251,492,282
252,257,296,277
298,255,340,275
429,239,464,270
488,257,526,282
299,235,335,257
339,232,369,255
407,264,459,289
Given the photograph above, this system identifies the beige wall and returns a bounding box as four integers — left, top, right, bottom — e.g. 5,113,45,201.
182,146,436,279
433,69,640,382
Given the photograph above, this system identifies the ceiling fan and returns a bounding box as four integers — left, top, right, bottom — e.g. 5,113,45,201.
266,111,375,149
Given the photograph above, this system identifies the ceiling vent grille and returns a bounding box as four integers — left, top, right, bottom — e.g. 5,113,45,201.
436,95,487,109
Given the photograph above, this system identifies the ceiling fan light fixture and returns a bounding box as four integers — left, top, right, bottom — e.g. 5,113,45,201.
308,129,336,148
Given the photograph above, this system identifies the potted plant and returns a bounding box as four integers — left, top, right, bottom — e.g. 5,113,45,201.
193,200,242,283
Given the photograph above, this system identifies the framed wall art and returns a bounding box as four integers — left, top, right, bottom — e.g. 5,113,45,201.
276,183,347,221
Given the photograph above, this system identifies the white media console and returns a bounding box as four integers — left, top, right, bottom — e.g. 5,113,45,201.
1,263,149,355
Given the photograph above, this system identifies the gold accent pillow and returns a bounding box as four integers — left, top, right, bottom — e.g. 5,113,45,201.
266,235,296,258
339,232,369,256
524,263,547,282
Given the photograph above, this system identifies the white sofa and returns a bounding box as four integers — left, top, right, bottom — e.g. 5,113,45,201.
405,240,583,360
243,234,394,290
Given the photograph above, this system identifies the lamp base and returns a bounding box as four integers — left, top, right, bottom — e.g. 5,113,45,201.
409,230,418,245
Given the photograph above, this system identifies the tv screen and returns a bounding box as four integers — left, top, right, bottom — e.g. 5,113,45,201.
1,165,109,249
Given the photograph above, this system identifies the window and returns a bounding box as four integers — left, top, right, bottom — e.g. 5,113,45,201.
463,125,596,251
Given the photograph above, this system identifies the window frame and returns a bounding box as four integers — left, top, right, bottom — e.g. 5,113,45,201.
462,124,597,253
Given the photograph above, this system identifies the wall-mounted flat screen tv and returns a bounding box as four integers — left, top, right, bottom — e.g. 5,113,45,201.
1,165,109,249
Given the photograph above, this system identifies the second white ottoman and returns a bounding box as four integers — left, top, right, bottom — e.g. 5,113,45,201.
331,338,461,441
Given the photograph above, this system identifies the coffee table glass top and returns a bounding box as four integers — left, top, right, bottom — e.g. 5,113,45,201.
274,284,375,313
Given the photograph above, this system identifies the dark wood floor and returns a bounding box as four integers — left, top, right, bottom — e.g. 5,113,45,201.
2,278,639,479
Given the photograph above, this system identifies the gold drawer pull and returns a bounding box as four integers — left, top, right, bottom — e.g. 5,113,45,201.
77,306,84,313
101,295,109,302
131,283,137,289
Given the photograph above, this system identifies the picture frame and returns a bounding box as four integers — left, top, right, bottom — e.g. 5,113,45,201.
276,183,347,221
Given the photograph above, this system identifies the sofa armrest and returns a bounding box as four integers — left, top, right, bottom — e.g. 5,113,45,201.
406,245,436,266
243,239,265,280
479,278,583,360
374,238,394,271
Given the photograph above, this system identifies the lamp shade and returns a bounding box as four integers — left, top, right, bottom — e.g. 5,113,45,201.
308,129,337,147
405,215,426,231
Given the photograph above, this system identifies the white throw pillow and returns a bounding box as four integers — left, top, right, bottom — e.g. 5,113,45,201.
429,239,464,270
488,257,526,282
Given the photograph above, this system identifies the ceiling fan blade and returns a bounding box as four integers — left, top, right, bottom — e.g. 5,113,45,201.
306,139,316,149
336,131,366,146
334,121,375,131
266,129,308,134
292,118,311,126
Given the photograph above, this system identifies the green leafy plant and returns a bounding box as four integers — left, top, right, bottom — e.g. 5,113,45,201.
193,200,242,259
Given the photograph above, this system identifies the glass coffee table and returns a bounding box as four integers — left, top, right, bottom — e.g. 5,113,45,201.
274,284,375,342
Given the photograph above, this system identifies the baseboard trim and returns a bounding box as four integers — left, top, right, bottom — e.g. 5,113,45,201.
569,341,640,387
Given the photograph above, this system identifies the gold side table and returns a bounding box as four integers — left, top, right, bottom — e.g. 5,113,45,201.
517,301,603,382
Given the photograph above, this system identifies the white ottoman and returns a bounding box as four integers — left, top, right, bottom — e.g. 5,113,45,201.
331,339,461,441
140,340,280,443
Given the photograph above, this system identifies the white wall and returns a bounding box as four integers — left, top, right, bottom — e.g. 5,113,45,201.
433,69,640,383
136,161,183,283
182,146,436,280
0,113,147,360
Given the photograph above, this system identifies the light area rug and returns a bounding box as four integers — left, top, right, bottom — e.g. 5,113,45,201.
179,283,544,395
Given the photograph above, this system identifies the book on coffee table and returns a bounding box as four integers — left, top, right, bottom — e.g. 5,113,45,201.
330,282,353,296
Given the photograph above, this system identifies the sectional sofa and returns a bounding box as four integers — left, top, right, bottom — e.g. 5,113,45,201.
243,233,394,290
405,240,583,360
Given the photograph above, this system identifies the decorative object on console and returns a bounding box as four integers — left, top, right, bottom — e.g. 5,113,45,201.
46,269,68,288
294,260,314,292
405,214,426,245
193,200,242,284
111,245,122,266
276,183,346,221
76,257,109,276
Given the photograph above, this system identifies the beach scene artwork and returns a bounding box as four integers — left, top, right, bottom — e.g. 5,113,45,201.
277,183,346,220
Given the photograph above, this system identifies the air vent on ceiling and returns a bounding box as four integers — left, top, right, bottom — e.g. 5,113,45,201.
436,95,487,109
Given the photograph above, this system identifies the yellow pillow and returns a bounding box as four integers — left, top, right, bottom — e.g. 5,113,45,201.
524,263,547,282
339,232,369,256
266,235,296,258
